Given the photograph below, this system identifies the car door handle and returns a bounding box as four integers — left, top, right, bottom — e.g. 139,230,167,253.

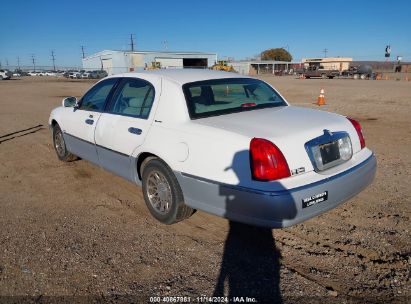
128,127,142,135
85,119,94,125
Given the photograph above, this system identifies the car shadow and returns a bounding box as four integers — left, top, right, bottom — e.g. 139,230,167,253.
213,150,297,302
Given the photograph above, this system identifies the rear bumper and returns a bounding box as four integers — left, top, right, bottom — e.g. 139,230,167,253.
175,154,376,228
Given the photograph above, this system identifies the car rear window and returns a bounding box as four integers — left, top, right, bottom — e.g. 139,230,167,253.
182,78,286,119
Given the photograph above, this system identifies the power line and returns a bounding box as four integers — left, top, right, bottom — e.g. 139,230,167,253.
51,50,56,71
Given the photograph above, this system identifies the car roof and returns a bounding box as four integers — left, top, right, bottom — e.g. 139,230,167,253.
107,69,250,85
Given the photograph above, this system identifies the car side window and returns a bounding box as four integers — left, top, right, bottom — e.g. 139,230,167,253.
79,78,118,111
107,78,155,119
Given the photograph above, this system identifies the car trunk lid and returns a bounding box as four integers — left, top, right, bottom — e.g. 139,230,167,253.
193,106,358,173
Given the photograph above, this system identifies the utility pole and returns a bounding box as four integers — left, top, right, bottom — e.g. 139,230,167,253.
31,54,36,72
130,34,135,51
17,56,20,70
51,50,56,71
162,40,168,50
81,46,85,59
323,48,328,58
6,59,9,68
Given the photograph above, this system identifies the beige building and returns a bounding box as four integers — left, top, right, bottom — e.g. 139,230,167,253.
302,57,353,71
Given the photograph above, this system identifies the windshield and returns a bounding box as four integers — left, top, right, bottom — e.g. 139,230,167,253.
182,78,287,119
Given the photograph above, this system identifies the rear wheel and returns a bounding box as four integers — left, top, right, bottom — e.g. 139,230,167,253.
52,124,77,162
142,158,193,224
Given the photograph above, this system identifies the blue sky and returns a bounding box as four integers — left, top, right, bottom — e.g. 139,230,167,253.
1,0,410,68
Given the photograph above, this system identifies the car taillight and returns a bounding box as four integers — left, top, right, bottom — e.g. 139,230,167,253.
347,117,365,149
250,138,290,181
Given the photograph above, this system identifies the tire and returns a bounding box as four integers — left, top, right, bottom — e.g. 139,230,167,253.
0,76,3,80
360,74,366,80
142,158,193,224
52,124,77,162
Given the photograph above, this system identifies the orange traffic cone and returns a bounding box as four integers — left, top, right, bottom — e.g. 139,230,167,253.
317,88,326,106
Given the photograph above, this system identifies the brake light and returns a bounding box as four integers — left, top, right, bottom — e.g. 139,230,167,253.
241,102,257,108
250,138,290,181
347,117,365,149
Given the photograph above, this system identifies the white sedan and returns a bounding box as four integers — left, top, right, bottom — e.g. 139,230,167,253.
49,70,376,228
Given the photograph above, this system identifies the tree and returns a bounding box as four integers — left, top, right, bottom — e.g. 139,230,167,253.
260,48,292,61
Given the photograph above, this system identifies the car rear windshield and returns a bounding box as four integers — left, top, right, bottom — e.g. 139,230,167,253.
182,78,287,119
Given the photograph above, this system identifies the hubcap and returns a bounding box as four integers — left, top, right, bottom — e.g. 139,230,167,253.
54,130,65,157
146,170,172,214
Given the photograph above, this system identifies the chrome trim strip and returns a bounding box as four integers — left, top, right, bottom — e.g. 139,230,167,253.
181,153,375,196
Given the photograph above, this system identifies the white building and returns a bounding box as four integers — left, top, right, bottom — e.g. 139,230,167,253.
82,50,217,75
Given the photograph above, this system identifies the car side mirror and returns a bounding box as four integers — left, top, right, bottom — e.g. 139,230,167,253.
62,96,77,107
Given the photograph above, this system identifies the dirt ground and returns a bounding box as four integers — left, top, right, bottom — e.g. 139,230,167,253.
0,76,410,303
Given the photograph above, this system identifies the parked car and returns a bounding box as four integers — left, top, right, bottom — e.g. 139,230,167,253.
45,71,57,76
89,70,108,79
81,72,91,79
69,72,81,79
0,69,12,80
49,70,376,228
13,69,28,76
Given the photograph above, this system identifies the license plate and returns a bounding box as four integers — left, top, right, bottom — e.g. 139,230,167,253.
319,141,340,165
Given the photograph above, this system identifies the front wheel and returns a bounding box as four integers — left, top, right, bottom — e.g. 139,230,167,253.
52,124,77,162
142,158,193,224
